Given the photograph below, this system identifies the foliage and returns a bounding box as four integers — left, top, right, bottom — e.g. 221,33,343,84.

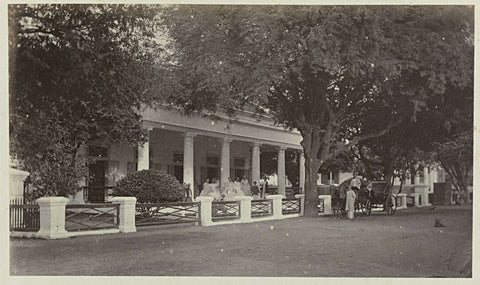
113,170,184,203
159,6,473,216
9,4,162,196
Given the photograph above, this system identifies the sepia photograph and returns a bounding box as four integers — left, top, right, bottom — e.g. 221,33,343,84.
3,0,475,281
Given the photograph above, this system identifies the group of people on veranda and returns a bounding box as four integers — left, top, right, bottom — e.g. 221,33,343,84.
199,176,262,201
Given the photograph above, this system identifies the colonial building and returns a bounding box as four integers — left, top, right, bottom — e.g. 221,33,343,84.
80,106,306,203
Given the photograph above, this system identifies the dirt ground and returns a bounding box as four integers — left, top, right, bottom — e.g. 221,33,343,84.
10,205,472,277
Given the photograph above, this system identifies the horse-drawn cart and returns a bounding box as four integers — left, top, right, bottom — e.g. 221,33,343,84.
330,179,397,217
357,181,396,216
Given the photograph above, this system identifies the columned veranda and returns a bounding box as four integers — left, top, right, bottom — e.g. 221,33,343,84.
136,126,305,198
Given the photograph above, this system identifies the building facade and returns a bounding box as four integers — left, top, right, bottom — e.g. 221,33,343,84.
81,106,306,202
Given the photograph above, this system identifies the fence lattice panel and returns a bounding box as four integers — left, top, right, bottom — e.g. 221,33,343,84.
212,201,240,221
65,204,119,232
135,202,200,226
10,198,40,232
282,198,301,214
251,199,273,217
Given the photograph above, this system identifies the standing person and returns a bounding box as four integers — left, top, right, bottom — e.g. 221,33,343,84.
223,177,236,200
241,175,251,196
345,186,357,219
251,181,260,199
233,177,242,193
350,174,361,192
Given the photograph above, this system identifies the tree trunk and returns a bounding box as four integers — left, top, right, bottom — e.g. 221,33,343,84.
383,158,395,211
304,156,320,217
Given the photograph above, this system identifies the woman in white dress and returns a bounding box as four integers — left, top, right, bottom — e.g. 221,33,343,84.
199,178,212,197
233,177,245,196
240,176,251,196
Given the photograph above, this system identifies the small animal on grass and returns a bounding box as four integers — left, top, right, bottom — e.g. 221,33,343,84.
434,218,446,227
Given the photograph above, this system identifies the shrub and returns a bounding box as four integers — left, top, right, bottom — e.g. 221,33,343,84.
113,170,184,203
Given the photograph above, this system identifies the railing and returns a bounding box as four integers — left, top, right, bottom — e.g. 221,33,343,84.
135,202,200,226
318,198,325,213
251,199,273,217
65,204,119,232
282,198,301,214
10,198,40,232
212,201,240,221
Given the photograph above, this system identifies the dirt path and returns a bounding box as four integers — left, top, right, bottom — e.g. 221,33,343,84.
10,205,472,277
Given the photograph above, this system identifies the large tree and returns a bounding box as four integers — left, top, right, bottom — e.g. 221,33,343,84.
9,4,162,198
160,5,473,217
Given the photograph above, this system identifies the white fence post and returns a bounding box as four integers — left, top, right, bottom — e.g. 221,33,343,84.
414,185,431,207
10,168,29,200
233,196,253,222
295,194,305,216
408,193,420,207
318,195,332,215
110,197,137,233
396,193,407,209
266,195,284,218
195,196,214,226
36,197,69,239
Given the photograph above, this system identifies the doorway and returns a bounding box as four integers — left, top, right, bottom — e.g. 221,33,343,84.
88,160,106,203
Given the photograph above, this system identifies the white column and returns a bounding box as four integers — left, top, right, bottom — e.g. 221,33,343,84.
405,173,411,186
299,152,305,193
252,142,261,184
220,137,232,186
110,197,137,233
36,197,70,239
329,171,333,185
430,168,438,190
414,173,421,185
423,167,429,186
137,127,153,171
183,132,196,199
277,147,286,196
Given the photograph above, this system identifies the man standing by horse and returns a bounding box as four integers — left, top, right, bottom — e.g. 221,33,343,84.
346,174,361,219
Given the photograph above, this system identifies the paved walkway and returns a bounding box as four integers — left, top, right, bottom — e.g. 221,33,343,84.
10,205,472,277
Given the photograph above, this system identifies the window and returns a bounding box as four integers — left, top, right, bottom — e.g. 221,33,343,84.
206,155,219,166
173,153,184,164
87,145,108,158
234,158,245,168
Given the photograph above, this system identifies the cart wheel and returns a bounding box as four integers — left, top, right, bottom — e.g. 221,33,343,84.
386,196,396,215
362,199,372,216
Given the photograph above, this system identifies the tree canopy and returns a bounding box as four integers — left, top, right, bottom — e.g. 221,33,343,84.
160,5,473,216
9,4,162,198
